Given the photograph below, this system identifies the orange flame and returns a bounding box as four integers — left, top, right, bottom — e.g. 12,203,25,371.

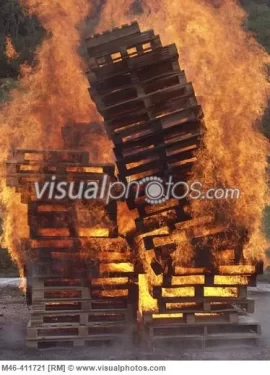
5,36,19,60
0,0,100,275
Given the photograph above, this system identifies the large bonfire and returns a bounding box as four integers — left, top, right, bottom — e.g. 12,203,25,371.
0,0,269,282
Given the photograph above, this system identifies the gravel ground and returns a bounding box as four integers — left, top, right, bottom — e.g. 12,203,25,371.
0,282,270,360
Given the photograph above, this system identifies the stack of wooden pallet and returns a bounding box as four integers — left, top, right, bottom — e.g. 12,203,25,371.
85,20,204,254
6,149,138,348
142,264,262,348
86,22,262,348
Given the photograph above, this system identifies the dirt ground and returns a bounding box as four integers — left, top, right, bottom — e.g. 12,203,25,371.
0,282,270,360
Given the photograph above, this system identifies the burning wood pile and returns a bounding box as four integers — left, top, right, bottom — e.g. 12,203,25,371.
4,20,264,350
85,21,263,348
6,149,137,348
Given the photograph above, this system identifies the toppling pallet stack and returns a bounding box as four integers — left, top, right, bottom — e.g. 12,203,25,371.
85,21,204,254
86,21,262,348
6,149,138,348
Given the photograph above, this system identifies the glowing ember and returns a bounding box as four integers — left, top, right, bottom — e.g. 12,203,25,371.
171,275,205,285
38,228,70,237
66,167,104,173
19,165,40,172
166,302,197,310
204,287,237,297
98,253,131,262
195,313,219,317
162,287,195,298
174,267,206,275
91,277,128,286
152,313,183,319
97,290,128,297
31,239,73,248
219,265,255,274
78,228,110,237
214,275,248,285
100,263,134,273
37,205,69,212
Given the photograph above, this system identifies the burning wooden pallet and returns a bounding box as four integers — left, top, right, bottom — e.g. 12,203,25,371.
6,149,138,348
86,21,262,348
86,21,204,209
85,21,204,263
26,263,137,349
138,262,262,348
137,221,262,347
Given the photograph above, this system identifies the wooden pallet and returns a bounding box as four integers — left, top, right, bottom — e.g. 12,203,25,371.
31,307,134,327
6,162,115,189
116,149,197,185
142,315,261,349
26,203,117,240
88,44,180,83
86,21,162,62
101,81,194,115
86,21,140,52
26,234,138,303
27,235,128,251
8,149,89,164
30,281,138,303
26,320,135,349
89,65,187,102
25,237,134,268
85,22,205,249
6,160,114,174
29,227,118,240
88,33,162,71
27,258,138,349
111,105,203,144
90,70,187,110
143,310,242,325
27,264,138,349
28,256,137,279
139,224,248,265
173,263,264,276
158,273,257,287
144,299,255,314
134,206,191,233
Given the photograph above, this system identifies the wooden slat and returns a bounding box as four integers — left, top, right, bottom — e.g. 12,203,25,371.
85,21,140,50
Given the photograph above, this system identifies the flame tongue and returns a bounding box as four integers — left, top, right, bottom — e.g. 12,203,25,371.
0,0,100,276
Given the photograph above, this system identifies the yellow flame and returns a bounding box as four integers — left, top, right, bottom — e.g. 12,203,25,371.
204,287,237,297
171,275,205,285
214,275,248,285
162,287,195,297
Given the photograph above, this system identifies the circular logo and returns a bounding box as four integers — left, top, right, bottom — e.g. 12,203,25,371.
139,176,168,205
